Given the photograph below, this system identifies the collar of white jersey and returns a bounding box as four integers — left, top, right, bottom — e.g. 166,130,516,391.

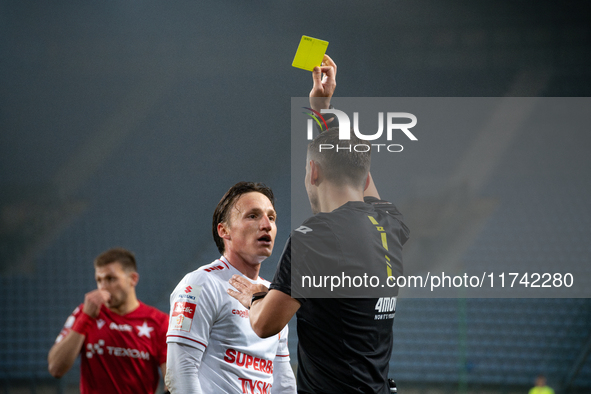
216,256,232,270
217,256,265,283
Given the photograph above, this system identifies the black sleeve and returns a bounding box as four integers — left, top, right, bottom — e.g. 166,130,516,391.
270,236,292,296
364,196,410,245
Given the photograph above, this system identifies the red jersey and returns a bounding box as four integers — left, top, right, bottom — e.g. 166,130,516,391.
56,302,168,394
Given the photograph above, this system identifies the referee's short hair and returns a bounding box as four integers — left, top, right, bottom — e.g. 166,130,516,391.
94,248,137,273
212,182,276,254
307,128,371,189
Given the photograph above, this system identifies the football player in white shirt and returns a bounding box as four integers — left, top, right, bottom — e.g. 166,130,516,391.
166,182,296,394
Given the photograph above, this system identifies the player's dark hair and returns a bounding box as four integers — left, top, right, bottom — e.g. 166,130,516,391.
307,128,371,188
212,182,276,254
94,248,137,272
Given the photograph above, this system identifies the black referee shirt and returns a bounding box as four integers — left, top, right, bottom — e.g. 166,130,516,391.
270,196,410,394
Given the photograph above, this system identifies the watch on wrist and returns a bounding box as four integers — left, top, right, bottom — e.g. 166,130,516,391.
249,291,268,309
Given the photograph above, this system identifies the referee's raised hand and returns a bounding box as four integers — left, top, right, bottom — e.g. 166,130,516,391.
309,54,337,112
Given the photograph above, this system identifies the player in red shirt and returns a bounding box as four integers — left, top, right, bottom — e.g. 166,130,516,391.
48,248,169,394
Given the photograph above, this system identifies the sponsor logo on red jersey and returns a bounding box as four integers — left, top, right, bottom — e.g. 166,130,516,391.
85,340,150,360
106,346,150,360
86,340,105,358
109,322,133,332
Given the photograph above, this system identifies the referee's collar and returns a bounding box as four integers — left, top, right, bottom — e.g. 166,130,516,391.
337,200,373,211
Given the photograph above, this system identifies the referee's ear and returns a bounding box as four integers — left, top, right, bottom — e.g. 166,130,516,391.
309,160,320,186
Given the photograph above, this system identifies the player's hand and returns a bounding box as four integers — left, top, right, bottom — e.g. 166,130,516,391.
309,54,337,112
82,289,110,318
227,275,269,309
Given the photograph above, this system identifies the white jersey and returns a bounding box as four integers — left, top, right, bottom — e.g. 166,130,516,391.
166,257,290,393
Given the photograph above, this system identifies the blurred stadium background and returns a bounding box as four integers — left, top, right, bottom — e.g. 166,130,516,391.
1,1,590,393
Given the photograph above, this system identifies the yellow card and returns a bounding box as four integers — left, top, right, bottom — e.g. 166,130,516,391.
292,36,329,71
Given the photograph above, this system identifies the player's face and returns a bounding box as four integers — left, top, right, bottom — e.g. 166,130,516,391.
305,159,320,214
226,192,277,264
95,262,136,311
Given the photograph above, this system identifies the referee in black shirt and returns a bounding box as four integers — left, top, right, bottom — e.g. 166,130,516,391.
229,55,409,394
